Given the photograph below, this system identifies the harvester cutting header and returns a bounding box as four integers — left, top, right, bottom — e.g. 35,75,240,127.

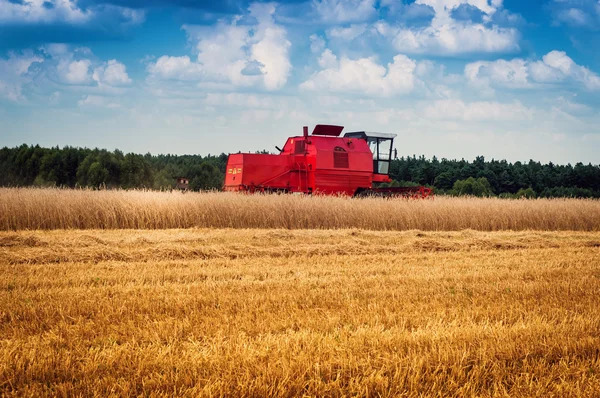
223,125,433,198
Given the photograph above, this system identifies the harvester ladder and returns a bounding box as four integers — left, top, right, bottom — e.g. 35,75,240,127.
293,161,309,192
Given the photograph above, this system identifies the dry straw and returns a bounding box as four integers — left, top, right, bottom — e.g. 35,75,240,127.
1,187,599,231
1,228,600,396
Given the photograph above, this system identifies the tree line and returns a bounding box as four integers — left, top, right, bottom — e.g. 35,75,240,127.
389,155,600,198
1,144,599,197
0,144,225,191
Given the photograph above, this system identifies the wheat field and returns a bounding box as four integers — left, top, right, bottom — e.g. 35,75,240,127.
1,188,600,231
1,228,600,396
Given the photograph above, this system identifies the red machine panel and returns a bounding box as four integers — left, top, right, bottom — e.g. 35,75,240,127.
224,131,376,195
224,153,291,192
311,136,373,195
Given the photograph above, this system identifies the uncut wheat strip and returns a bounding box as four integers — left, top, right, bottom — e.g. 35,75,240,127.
1,188,600,231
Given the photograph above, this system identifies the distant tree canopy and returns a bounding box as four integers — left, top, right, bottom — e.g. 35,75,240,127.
1,145,599,197
389,155,600,198
0,144,226,191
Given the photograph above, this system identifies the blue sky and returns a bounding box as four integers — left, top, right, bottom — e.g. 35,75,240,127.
1,0,599,163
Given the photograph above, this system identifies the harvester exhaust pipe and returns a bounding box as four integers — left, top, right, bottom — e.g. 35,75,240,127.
303,126,308,138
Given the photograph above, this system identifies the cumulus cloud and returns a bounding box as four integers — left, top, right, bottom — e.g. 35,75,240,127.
300,51,417,96
466,50,600,92
61,59,92,84
312,0,378,23
148,3,291,91
464,59,529,93
0,51,43,102
549,0,600,28
317,49,338,69
381,0,519,55
0,45,132,103
0,0,144,26
535,51,600,89
93,60,132,86
146,56,204,81
47,47,97,86
248,3,292,90
0,0,90,24
392,23,518,54
380,0,435,23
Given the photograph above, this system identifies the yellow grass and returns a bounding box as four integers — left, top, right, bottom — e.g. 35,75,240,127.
1,229,600,396
1,187,600,231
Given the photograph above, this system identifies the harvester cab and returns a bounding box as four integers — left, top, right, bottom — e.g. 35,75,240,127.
343,132,397,178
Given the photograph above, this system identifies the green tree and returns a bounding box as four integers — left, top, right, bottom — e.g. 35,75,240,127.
451,177,494,197
87,161,109,187
516,187,536,198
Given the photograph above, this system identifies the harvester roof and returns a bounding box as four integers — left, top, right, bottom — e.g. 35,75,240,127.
344,131,398,139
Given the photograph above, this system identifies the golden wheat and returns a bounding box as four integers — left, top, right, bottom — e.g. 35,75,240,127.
1,229,599,396
1,187,599,231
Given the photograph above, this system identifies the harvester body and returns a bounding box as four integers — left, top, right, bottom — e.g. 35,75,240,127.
223,125,432,198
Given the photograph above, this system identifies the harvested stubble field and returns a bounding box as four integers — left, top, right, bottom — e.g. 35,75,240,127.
1,228,600,397
1,189,600,397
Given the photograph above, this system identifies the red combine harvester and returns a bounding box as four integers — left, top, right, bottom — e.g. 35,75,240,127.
223,124,433,198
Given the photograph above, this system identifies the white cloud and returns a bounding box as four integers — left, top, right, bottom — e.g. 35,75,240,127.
379,0,436,21
466,50,600,91
0,0,144,26
44,45,95,85
0,51,43,102
93,60,132,86
148,3,291,91
0,0,90,24
417,0,500,16
318,49,338,69
560,8,589,25
541,51,600,90
192,22,250,85
313,0,377,23
550,0,600,28
528,60,564,84
248,3,292,90
541,50,575,76
379,0,519,55
0,45,132,103
465,59,529,92
392,22,518,54
147,3,292,90
61,59,92,84
300,52,417,96
146,56,204,81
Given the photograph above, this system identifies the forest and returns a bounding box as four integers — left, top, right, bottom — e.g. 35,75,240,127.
1,144,599,197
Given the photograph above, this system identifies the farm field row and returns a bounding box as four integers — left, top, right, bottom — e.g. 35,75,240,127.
1,188,600,231
1,228,599,396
